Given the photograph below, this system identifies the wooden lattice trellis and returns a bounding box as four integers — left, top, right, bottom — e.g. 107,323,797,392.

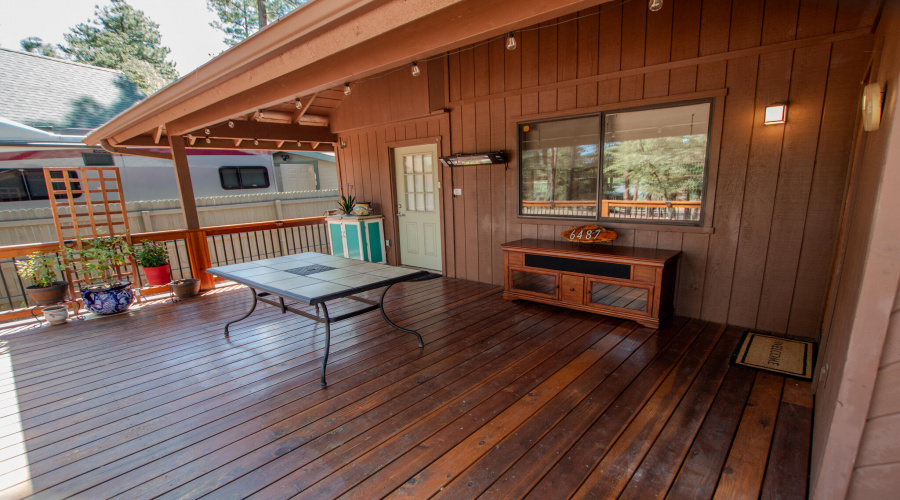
44,167,139,293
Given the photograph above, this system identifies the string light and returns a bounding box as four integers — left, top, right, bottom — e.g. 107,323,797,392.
297,141,302,147
295,98,303,109
649,0,663,11
204,128,211,135
506,32,517,51
205,137,211,144
411,61,420,77
253,138,259,145
227,120,235,128
344,83,351,95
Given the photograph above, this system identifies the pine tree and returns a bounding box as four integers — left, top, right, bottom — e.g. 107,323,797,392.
20,37,62,58
60,0,178,94
206,0,306,46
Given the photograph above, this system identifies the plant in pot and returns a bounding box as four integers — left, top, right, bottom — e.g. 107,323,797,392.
67,235,136,315
15,251,69,307
337,183,355,215
134,240,170,287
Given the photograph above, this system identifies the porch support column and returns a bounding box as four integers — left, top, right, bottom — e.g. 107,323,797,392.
167,132,200,229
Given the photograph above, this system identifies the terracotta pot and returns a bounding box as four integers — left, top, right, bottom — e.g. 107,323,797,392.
42,305,68,325
143,264,171,286
25,281,69,306
170,279,201,299
82,281,134,315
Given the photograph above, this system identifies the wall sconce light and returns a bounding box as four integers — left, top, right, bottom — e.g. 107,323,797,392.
649,0,663,12
764,103,787,125
862,82,883,132
506,32,517,51
411,62,420,77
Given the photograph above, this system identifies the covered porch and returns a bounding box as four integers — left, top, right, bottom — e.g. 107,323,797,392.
0,278,810,498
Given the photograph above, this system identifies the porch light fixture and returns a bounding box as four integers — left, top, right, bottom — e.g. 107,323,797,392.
649,0,663,12
506,32,517,50
344,83,351,96
764,103,787,125
439,151,507,167
411,62,420,77
862,82,883,131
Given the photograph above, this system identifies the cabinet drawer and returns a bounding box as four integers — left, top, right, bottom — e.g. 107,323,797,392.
508,252,524,266
632,266,657,283
560,274,584,304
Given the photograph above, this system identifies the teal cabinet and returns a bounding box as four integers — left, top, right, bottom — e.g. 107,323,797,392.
326,215,387,264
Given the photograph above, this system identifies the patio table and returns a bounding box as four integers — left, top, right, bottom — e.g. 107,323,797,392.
205,252,439,387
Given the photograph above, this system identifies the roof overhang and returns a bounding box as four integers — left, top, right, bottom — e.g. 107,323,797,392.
85,0,609,149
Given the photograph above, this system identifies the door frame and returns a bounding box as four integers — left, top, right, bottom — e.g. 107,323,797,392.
387,136,446,273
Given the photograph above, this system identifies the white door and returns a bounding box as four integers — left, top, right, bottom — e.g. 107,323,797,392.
280,163,316,191
394,144,442,271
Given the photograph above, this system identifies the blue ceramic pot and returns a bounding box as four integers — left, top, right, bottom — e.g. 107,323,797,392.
82,282,134,315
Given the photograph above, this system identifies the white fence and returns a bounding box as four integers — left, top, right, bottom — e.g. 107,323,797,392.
0,189,339,245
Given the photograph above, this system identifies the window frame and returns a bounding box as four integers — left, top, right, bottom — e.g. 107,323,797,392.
0,169,82,202
218,166,271,190
517,98,715,227
511,90,726,233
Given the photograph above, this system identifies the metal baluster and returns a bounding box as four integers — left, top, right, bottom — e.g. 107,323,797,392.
1,260,16,310
173,240,185,279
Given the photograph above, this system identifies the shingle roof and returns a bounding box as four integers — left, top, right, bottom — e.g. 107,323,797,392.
0,49,145,133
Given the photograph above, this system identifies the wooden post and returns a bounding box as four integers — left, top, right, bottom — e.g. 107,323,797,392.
185,230,216,290
168,132,201,230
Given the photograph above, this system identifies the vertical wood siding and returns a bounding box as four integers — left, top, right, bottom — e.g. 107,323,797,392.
330,0,879,339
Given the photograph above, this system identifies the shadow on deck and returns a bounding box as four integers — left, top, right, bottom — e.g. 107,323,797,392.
0,278,812,498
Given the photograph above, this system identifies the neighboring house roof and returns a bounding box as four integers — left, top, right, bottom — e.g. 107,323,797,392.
0,48,145,134
0,116,87,152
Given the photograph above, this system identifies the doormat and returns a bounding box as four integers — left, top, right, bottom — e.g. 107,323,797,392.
732,331,816,380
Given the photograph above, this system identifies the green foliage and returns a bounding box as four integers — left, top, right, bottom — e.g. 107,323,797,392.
603,135,707,201
59,0,178,94
134,240,169,268
15,252,67,288
206,0,306,46
337,184,355,214
67,235,135,288
20,37,61,58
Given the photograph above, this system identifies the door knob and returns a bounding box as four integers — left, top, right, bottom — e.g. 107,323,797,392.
397,212,405,217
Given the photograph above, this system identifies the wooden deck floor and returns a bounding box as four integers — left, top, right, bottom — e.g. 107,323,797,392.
0,278,812,499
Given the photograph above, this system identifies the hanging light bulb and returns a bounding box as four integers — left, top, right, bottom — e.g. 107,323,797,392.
205,137,211,144
227,120,235,128
253,138,259,146
649,0,663,12
204,128,211,135
297,141,302,147
506,32,517,51
344,83,351,95
295,98,303,109
411,61,420,77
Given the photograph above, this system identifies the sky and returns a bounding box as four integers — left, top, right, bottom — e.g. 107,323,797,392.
0,0,229,75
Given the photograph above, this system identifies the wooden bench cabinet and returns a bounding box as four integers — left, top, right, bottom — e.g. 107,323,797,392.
501,239,680,328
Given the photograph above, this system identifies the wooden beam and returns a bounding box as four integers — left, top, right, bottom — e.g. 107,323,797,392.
292,92,319,123
153,126,164,144
168,132,201,230
194,121,337,143
120,135,335,152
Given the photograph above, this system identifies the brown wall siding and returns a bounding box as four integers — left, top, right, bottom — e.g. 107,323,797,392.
331,0,878,339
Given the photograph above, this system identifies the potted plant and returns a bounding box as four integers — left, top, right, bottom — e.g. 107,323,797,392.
15,251,69,306
337,184,355,215
67,235,136,315
134,240,171,286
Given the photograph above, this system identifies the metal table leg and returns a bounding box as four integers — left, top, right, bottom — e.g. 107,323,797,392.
320,302,331,388
379,283,424,348
224,287,258,336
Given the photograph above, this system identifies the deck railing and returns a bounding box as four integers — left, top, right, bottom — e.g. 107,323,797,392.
0,216,330,321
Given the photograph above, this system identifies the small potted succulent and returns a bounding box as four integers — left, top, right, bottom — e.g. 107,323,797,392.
134,240,171,286
337,183,355,215
15,251,69,306
67,235,136,315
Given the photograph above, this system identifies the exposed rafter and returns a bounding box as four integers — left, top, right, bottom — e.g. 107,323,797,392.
116,134,335,152
293,93,319,124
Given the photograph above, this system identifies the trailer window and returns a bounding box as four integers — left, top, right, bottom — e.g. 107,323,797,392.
219,167,270,190
0,169,81,202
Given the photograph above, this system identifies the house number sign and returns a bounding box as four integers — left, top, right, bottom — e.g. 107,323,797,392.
561,225,618,243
